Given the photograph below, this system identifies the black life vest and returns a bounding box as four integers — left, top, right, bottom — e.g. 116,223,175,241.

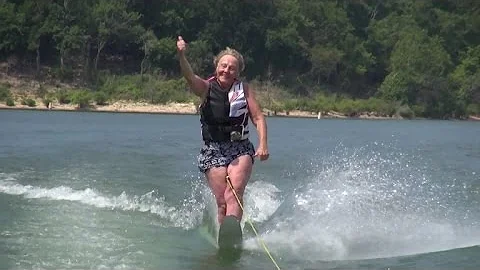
200,78,249,142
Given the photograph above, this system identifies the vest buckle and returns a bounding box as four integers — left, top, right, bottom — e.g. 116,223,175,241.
230,126,244,141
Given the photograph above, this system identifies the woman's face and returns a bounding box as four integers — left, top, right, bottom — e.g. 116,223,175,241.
215,54,239,88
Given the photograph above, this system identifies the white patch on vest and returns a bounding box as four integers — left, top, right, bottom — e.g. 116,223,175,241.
228,82,249,140
228,82,248,117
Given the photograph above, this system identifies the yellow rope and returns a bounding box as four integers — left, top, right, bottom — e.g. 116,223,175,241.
226,175,281,270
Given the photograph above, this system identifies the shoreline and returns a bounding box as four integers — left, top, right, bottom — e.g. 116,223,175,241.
1,101,479,121
0,100,198,115
0,76,478,120
1,73,478,121
0,99,393,119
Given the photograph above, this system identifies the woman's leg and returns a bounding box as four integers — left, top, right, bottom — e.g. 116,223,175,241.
225,155,253,221
205,166,228,224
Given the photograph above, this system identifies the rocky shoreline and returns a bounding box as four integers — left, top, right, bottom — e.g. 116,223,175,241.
1,99,479,121
0,74,478,121
0,99,197,114
0,98,392,119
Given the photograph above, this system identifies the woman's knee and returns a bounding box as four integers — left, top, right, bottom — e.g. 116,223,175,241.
217,203,226,213
224,187,244,205
206,167,228,195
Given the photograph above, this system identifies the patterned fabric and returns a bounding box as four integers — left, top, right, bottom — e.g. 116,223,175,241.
227,81,249,140
197,139,255,173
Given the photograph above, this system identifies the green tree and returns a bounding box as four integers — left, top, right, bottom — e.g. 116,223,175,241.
0,0,477,119
139,29,157,76
47,0,86,76
0,2,25,54
20,0,53,76
91,0,142,72
451,45,480,105
265,0,310,79
379,28,453,117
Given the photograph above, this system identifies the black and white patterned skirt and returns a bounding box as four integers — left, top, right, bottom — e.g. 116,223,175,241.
197,140,255,173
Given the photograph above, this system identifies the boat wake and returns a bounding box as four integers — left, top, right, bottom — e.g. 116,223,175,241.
243,143,480,261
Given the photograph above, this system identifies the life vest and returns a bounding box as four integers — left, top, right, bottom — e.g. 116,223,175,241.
200,78,249,142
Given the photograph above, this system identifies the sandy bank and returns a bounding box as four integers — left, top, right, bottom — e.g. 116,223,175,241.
0,99,198,115
2,98,479,121
0,99,395,119
3,99,478,121
1,73,478,120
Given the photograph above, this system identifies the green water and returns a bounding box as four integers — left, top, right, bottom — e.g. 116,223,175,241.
0,110,479,269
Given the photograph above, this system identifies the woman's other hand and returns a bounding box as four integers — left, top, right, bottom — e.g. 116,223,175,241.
254,146,269,161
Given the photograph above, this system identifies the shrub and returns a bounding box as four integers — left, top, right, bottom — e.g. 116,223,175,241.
283,99,299,113
367,98,397,116
6,97,14,106
397,105,414,119
70,90,92,109
312,94,335,112
335,99,359,116
94,91,108,105
42,98,52,108
99,74,145,100
21,98,36,107
36,84,48,98
466,103,480,115
0,85,11,101
99,74,194,104
267,102,284,115
57,90,71,104
295,97,314,111
411,104,426,117
151,78,191,104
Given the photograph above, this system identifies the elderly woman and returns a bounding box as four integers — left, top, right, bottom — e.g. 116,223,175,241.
176,36,269,225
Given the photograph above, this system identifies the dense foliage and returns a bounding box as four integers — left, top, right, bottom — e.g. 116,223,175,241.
1,0,479,118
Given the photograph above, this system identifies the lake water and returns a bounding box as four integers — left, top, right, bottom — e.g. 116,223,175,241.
0,110,479,269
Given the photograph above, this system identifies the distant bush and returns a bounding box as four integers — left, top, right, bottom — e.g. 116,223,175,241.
93,91,108,105
466,103,480,115
21,98,36,107
57,90,71,104
70,90,91,109
99,74,145,100
6,97,15,106
358,98,395,116
335,99,360,116
0,85,11,101
267,102,284,115
36,84,48,98
310,94,336,112
283,99,298,114
151,78,190,104
253,88,401,117
42,98,52,108
411,104,426,118
397,105,415,119
99,74,194,104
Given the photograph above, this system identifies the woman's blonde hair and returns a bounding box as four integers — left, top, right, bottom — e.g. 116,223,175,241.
213,47,245,73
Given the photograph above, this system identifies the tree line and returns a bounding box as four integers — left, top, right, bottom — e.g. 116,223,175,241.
0,0,479,118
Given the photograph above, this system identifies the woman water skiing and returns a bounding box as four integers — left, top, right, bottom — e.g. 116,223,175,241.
176,36,269,225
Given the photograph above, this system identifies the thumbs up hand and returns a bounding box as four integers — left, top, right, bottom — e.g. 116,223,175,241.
177,36,187,53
